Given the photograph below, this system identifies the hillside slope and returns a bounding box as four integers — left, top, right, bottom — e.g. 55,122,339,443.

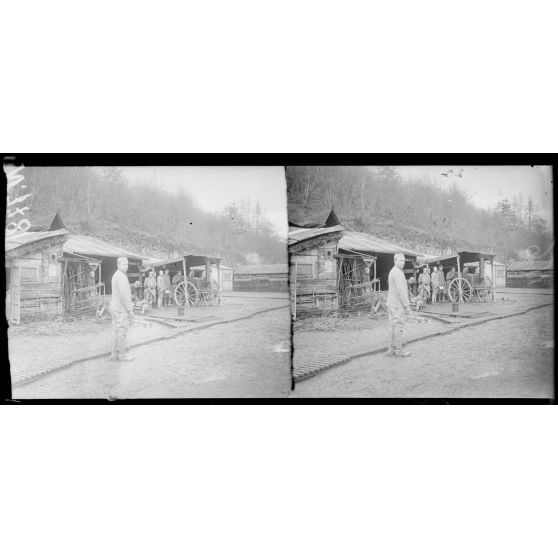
286,166,552,261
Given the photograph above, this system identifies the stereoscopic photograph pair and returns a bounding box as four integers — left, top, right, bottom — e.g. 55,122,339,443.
4,158,555,402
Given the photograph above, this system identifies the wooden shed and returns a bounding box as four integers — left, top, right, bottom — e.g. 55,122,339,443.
233,264,289,292
5,228,146,324
289,225,345,310
506,260,553,288
288,219,421,315
6,229,70,323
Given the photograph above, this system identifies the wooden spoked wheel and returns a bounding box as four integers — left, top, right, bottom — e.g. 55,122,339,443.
199,280,221,305
476,277,492,301
207,279,221,304
174,281,200,306
448,277,473,303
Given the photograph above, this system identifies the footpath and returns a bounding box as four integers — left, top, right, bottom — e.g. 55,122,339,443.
9,293,289,387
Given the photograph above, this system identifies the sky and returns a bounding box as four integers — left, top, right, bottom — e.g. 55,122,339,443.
117,166,288,238
394,166,553,226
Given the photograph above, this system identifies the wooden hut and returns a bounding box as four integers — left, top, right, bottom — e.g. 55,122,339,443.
233,264,289,292
288,221,421,315
5,228,146,323
506,260,553,288
6,229,70,323
289,225,345,310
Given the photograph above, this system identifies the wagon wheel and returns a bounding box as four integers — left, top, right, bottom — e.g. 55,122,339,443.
174,281,200,306
476,277,492,302
448,277,473,303
201,280,221,305
209,279,221,305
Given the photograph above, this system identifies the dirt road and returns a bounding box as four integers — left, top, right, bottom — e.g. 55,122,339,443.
292,305,554,398
12,307,291,399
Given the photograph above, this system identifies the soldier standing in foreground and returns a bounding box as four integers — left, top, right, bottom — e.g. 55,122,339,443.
386,253,411,357
109,257,135,362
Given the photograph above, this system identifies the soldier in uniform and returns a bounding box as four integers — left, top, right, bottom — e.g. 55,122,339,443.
418,266,431,303
386,253,411,357
108,257,134,362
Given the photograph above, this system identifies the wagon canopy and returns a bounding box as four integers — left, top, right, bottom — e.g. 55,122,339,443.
424,251,495,267
144,253,222,273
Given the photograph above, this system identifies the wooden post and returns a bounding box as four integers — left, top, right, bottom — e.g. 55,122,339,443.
456,254,462,302
479,255,485,281
293,262,297,321
182,257,188,307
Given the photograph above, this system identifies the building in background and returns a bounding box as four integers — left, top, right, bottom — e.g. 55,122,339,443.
233,264,289,292
506,261,553,288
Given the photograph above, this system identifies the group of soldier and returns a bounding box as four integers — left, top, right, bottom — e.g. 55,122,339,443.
409,263,457,304
130,268,184,310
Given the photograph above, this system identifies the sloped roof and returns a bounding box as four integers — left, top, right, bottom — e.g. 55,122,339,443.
290,209,341,229
288,225,345,246
235,264,289,275
338,231,422,257
5,229,69,254
28,212,66,232
63,234,144,261
507,260,553,271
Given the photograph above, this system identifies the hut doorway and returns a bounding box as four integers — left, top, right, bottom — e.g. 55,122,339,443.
336,254,377,309
61,257,103,316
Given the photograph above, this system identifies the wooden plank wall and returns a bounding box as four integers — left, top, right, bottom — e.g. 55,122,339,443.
16,249,64,319
290,241,338,295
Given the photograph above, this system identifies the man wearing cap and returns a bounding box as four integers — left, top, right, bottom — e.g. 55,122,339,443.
108,257,134,362
418,266,431,303
386,253,412,357
144,270,157,307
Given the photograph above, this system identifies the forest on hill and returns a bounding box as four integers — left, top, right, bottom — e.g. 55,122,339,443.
286,166,553,262
22,167,287,267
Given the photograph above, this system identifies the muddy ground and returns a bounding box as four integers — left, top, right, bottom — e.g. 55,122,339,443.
292,304,554,398
11,306,291,399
